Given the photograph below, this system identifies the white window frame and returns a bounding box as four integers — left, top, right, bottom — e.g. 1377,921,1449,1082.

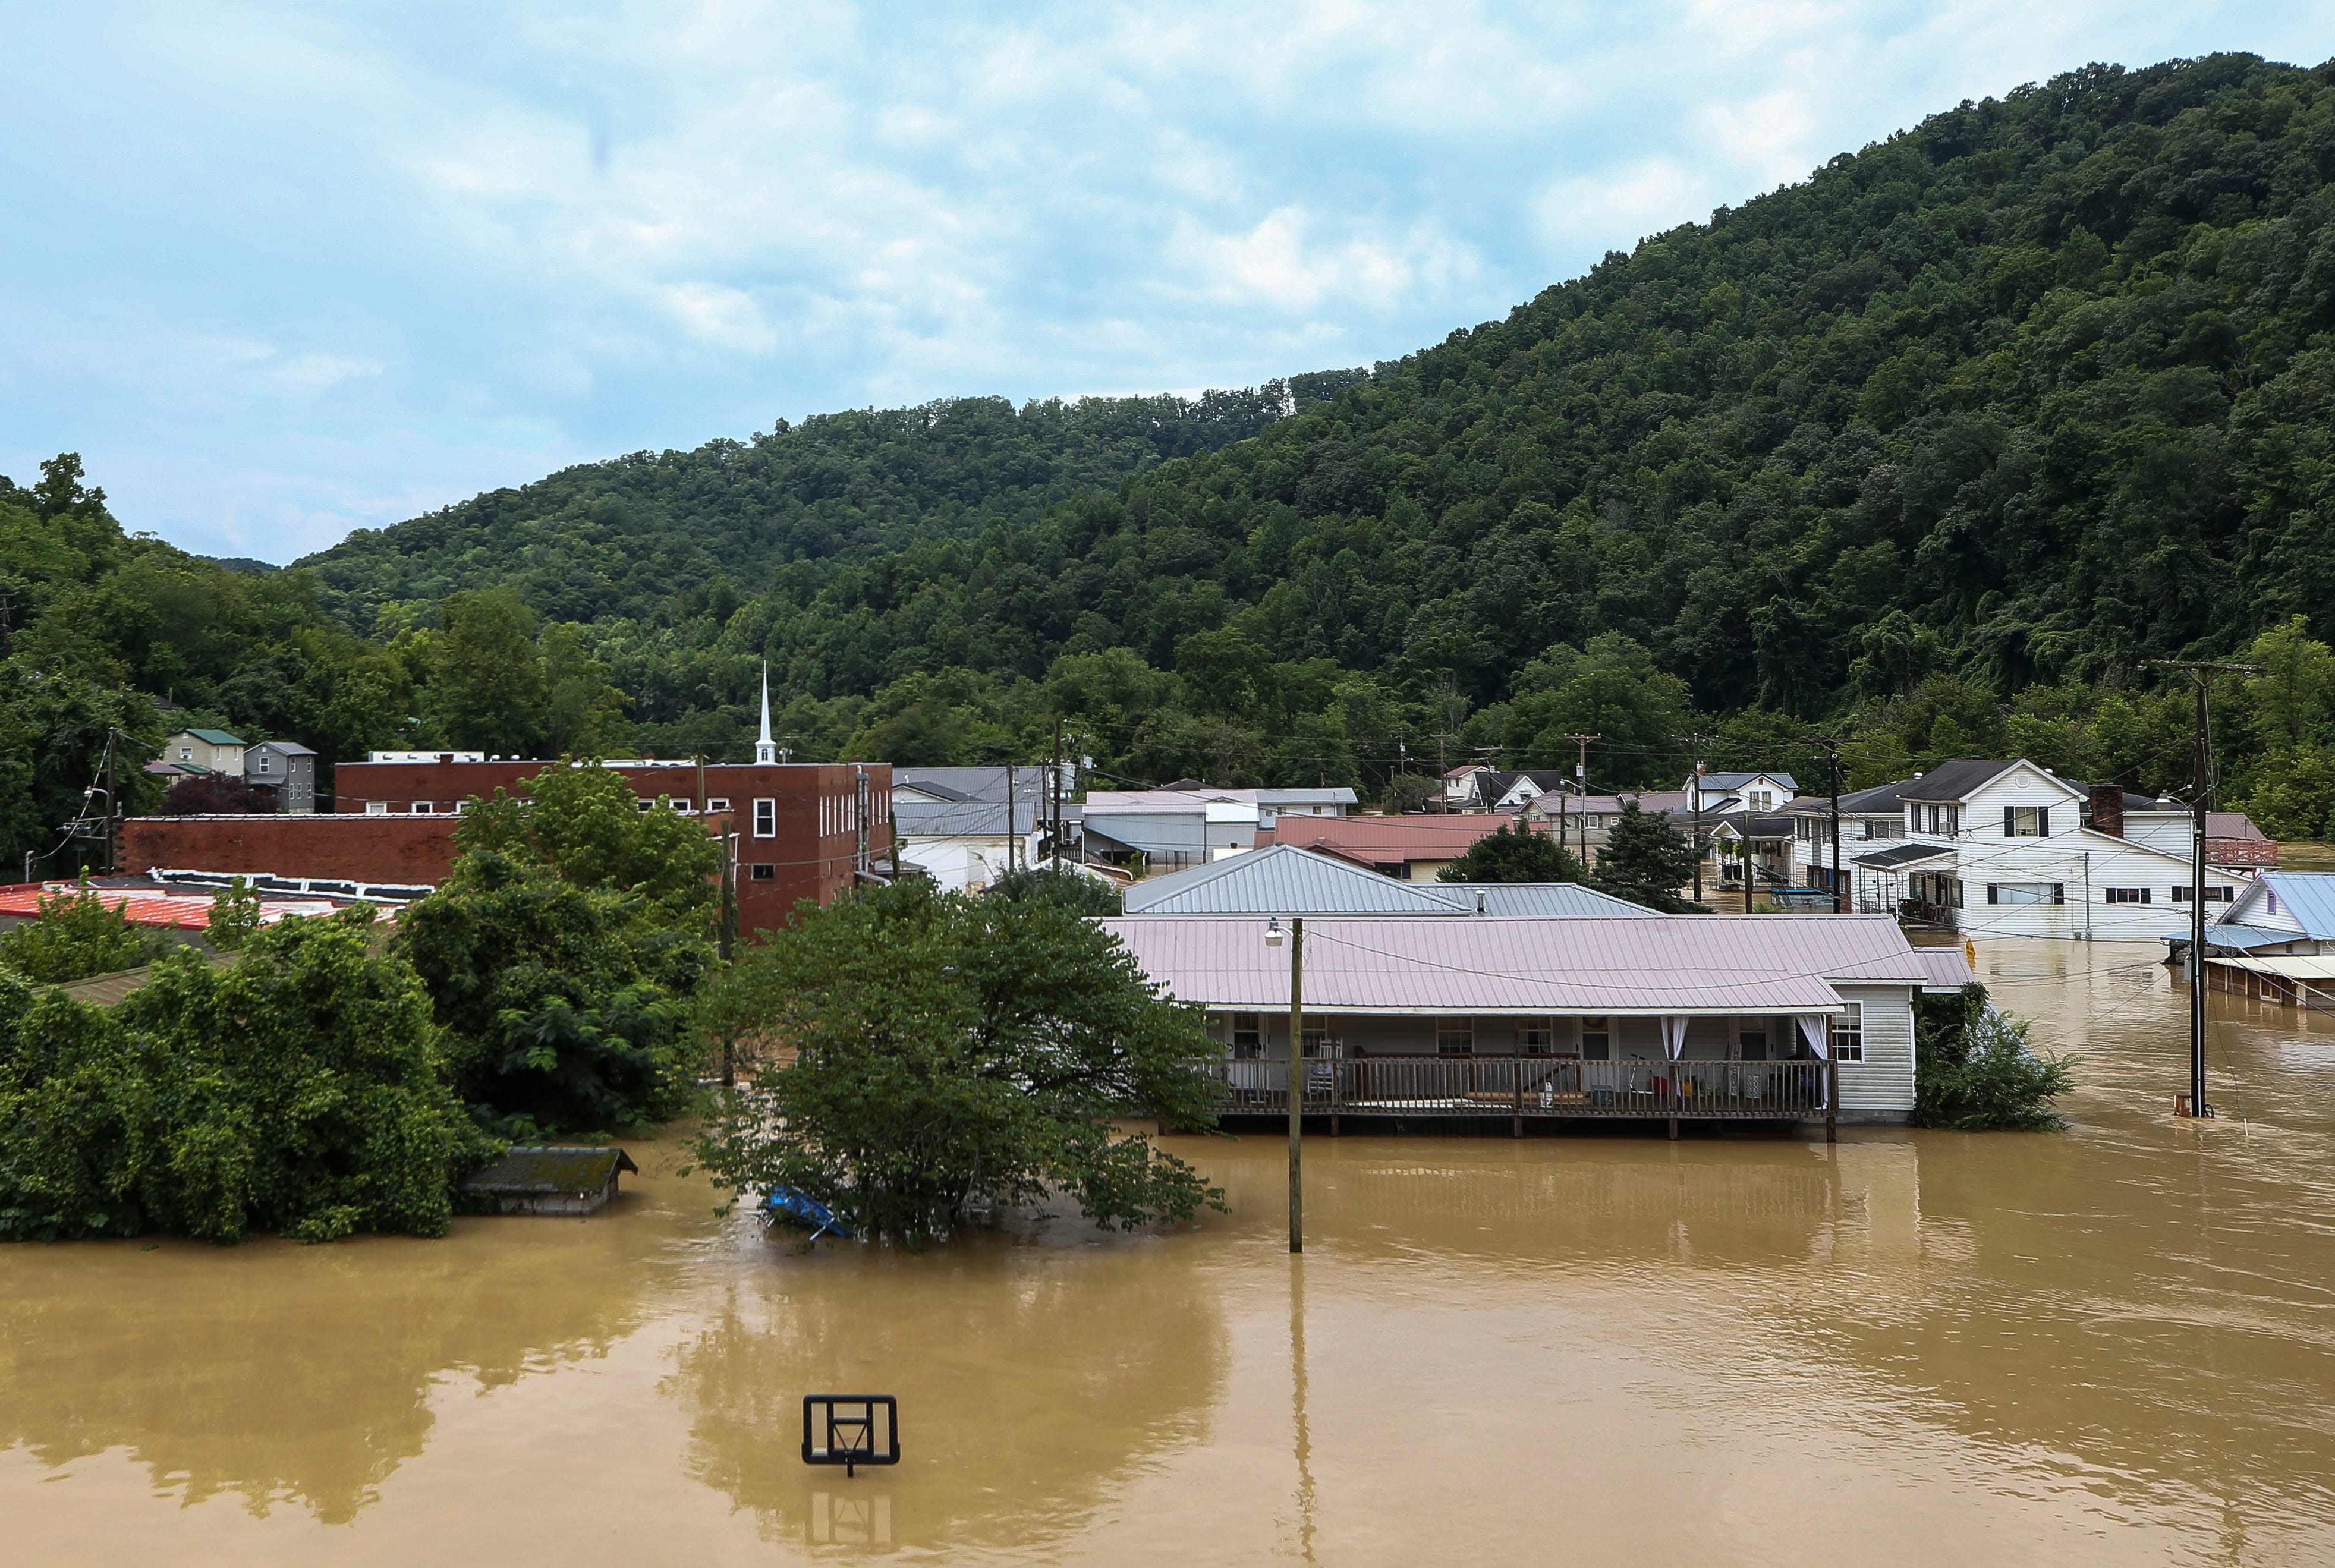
1519,1019,1556,1055
753,798,776,838
1833,1002,1864,1062
365,801,388,816
706,796,732,813
410,801,433,814
1436,1017,1474,1056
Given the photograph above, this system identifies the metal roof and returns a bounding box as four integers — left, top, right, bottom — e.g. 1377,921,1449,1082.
1100,913,1925,1016
1261,815,1530,861
2255,873,2335,939
1463,883,1664,917
891,799,1040,837
895,767,1049,802
1701,770,1796,791
1851,842,1956,870
1123,846,1472,915
2203,923,2311,953
1789,779,1909,816
2214,955,2335,980
1913,947,1975,991
174,728,246,746
246,739,316,755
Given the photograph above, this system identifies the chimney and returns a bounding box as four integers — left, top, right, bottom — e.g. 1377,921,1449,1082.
2090,783,2124,837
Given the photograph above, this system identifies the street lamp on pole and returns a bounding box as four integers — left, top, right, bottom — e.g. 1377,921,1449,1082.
1267,915,1303,1253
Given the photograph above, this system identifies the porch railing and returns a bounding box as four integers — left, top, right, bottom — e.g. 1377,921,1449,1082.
1199,1056,1830,1119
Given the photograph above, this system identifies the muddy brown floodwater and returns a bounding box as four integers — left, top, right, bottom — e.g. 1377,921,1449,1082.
7,937,2335,1565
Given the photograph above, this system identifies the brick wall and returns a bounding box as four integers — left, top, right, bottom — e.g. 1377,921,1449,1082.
121,814,461,884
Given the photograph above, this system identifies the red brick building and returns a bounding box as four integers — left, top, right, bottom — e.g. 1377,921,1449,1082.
124,757,893,936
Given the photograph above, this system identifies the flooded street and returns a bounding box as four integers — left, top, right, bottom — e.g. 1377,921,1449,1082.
8,937,2335,1566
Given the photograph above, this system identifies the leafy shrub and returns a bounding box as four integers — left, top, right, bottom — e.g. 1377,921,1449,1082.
1914,983,2073,1131
204,877,263,952
0,881,174,983
984,864,1124,914
0,914,493,1242
1439,819,1584,884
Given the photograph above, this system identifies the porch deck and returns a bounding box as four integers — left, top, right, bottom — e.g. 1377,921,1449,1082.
1202,1055,1835,1122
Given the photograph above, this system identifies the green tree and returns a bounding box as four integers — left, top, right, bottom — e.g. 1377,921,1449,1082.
2245,616,2334,751
0,914,492,1242
432,587,548,753
454,760,723,925
1591,803,1703,912
1912,984,2072,1131
395,849,710,1136
986,864,1124,915
0,881,173,983
690,880,1222,1242
1437,820,1584,883
1506,635,1691,788
2236,748,2335,841
204,877,264,952
539,622,632,756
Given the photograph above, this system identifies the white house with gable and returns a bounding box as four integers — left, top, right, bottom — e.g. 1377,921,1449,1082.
1846,758,2249,939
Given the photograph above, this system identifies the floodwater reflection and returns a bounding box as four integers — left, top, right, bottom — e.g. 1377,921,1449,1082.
8,941,2335,1563
669,1229,1226,1551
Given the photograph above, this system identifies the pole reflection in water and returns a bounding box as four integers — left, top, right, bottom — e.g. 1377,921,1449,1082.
8,941,2335,1562
1290,1255,1315,1566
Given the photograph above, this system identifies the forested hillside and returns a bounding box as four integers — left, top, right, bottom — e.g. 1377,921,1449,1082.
15,53,2335,861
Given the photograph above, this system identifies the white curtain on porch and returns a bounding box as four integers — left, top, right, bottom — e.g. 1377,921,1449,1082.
1660,1016,1689,1060
1795,1013,1830,1109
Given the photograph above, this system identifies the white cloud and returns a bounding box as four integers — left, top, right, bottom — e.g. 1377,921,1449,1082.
8,0,2335,558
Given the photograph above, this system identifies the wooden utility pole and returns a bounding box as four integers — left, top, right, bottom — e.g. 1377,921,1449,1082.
1826,738,1845,914
104,726,120,873
1005,760,1018,873
2145,658,2257,1119
1287,917,1305,1254
720,828,738,1087
1050,716,1065,867
1563,733,1598,864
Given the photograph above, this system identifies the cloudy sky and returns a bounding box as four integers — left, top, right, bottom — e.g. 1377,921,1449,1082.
4,2,2330,563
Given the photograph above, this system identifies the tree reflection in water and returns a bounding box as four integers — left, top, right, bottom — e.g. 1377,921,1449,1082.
0,1195,687,1524
669,1230,1226,1552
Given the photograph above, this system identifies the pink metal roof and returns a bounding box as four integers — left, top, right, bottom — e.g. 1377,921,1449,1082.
1100,914,1927,1016
1260,816,1535,858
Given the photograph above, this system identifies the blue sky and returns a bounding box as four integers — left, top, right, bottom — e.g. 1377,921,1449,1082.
4,2,2331,563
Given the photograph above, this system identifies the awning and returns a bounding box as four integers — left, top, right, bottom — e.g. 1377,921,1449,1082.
1851,842,1956,871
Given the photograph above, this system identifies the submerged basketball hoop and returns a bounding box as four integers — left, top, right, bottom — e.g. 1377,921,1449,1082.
803,1395,900,1477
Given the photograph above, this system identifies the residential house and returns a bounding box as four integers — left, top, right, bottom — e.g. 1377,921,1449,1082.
1104,912,1958,1125
1688,770,1796,814
1121,843,1660,918
1704,811,1802,904
1787,779,1914,898
1846,759,2250,938
163,729,246,774
890,797,1046,893
243,740,318,812
2193,871,2335,1010
1081,786,1357,871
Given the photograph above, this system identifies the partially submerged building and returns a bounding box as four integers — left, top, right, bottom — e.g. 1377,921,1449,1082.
460,1147,642,1216
1106,912,1953,1126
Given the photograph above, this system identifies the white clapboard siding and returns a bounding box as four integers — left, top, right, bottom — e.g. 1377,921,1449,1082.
1836,983,1917,1115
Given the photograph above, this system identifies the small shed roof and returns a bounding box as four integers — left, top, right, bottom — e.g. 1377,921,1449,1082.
461,1146,640,1195
1913,947,1975,991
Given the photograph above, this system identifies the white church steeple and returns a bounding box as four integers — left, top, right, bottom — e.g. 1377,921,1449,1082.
755,663,778,764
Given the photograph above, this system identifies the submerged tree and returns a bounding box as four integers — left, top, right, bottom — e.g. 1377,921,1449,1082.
0,913,492,1242
691,880,1222,1242
1912,983,2072,1131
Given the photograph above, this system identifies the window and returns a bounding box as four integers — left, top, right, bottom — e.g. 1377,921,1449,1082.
750,864,775,881
1988,882,2063,905
256,755,272,773
1436,1017,1475,1056
1301,1026,1327,1059
1748,789,1775,811
1833,1002,1864,1062
1519,1020,1555,1055
365,801,388,816
2004,805,2050,837
411,801,433,814
637,796,654,813
1232,1012,1263,1060
1737,1020,1768,1062
753,798,776,838
706,796,732,813
178,747,192,761
1579,1016,1610,1061
2105,887,2151,904
2172,886,2235,903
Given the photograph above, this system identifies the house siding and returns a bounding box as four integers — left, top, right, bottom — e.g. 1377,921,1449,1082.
1834,984,1916,1120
